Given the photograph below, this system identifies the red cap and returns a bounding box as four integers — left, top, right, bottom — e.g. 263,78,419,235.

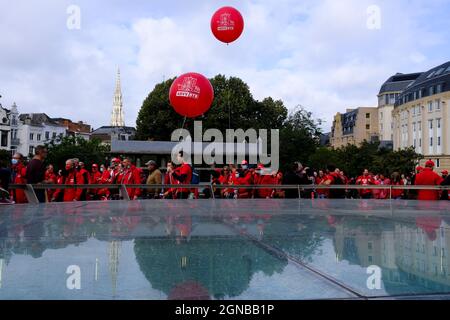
241,160,248,165
425,160,435,167
112,158,122,163
92,164,98,168
416,166,424,172
442,170,449,175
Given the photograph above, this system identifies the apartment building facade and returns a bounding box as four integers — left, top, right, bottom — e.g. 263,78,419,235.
393,61,450,170
330,107,379,149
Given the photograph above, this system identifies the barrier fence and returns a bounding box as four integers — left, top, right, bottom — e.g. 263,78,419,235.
6,183,450,205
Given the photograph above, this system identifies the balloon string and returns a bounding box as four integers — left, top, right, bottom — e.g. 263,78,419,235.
179,116,187,141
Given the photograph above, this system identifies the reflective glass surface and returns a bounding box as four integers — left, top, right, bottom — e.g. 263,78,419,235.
0,199,449,300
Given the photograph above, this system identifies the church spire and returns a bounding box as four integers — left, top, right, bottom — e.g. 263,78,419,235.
111,67,125,127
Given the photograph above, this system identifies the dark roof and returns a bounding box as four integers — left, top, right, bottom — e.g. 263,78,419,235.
379,72,423,95
111,140,259,156
396,61,450,107
91,126,136,135
19,113,64,127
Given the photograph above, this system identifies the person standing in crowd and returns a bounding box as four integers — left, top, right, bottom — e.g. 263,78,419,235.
98,158,121,200
89,164,102,200
315,170,328,199
377,174,391,199
10,153,27,203
320,164,346,199
120,158,142,200
441,171,450,200
356,169,374,199
415,160,444,201
53,159,82,202
272,171,285,198
442,170,449,181
25,145,49,203
44,164,57,202
234,160,254,199
391,172,404,200
254,164,275,199
283,162,301,198
172,151,192,199
76,161,90,201
145,160,162,199
163,161,178,199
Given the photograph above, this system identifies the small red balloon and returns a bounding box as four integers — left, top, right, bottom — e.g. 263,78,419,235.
169,73,214,118
211,6,244,44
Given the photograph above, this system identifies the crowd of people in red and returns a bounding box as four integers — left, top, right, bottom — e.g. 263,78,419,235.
2,146,450,204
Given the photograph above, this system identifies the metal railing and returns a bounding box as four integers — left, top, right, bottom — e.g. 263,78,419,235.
6,183,450,205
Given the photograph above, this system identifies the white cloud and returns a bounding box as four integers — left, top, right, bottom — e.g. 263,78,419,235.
0,0,449,132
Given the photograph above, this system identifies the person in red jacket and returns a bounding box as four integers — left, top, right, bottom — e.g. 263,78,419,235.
315,170,328,199
172,151,192,199
45,164,57,201
10,153,27,203
53,159,83,202
121,158,142,200
415,160,444,201
235,160,254,199
89,164,102,200
356,169,375,199
76,161,90,201
254,164,275,198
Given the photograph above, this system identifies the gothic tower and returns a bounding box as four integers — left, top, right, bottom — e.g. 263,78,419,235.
111,68,125,127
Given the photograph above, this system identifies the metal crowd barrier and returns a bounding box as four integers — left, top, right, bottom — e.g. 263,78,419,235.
6,183,450,205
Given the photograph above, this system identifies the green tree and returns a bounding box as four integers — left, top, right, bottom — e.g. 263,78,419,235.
279,107,322,170
45,136,110,171
135,75,288,141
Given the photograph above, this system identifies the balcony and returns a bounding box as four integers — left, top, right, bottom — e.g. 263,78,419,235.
11,138,20,146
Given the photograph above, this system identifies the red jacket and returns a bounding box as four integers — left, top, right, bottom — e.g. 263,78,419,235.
415,168,444,200
62,171,83,202
236,170,254,198
11,164,27,203
121,166,142,199
173,163,192,194
356,175,374,195
255,174,276,198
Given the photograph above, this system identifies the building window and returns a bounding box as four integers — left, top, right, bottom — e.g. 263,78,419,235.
1,131,8,147
419,138,422,147
437,159,440,168
438,136,441,146
29,146,34,155
30,133,34,141
436,100,441,110
37,134,41,141
52,132,57,139
45,131,50,140
380,112,383,120
11,116,17,126
436,84,442,93
430,137,433,146
429,86,435,96
429,120,433,129
366,113,371,119
428,102,433,112
366,124,370,130
437,118,441,128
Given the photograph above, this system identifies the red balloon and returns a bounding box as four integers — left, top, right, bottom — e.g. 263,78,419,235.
211,6,244,44
169,73,214,118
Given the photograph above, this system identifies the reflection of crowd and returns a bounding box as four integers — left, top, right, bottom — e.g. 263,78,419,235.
1,147,449,204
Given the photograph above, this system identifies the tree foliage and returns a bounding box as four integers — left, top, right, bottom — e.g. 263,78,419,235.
45,136,110,171
308,141,423,177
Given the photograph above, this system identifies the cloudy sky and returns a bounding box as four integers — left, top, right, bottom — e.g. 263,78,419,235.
1,0,449,131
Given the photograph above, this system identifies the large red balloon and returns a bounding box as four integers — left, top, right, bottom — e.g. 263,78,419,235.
169,72,214,118
211,6,244,44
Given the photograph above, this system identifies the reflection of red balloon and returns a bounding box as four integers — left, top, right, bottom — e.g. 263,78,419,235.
211,6,244,44
169,73,214,118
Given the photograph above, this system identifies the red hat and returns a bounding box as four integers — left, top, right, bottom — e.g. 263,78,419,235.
425,160,435,167
112,157,122,163
92,164,98,168
416,166,423,172
241,160,248,165
442,170,449,175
